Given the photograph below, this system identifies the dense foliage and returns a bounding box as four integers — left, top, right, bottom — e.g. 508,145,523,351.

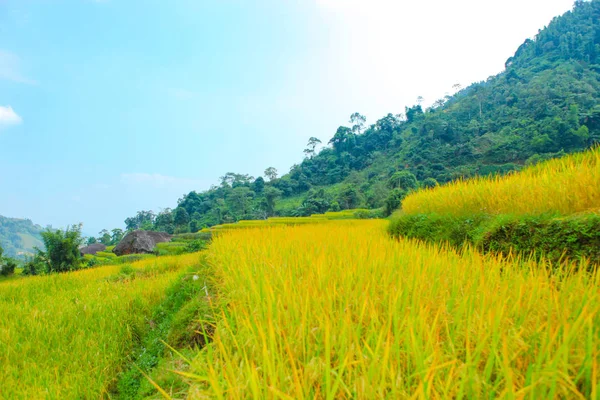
85,228,124,246
0,245,17,277
24,225,83,275
120,1,600,233
388,211,600,267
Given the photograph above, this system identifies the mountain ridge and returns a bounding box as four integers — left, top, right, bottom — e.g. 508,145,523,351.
106,0,600,232
0,215,45,259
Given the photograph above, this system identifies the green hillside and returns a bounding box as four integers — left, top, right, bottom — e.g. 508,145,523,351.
124,0,600,233
0,215,44,259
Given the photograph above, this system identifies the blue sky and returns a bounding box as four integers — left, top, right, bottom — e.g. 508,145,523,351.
0,0,574,235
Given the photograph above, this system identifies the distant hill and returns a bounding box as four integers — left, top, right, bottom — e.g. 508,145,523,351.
0,215,45,259
125,0,600,232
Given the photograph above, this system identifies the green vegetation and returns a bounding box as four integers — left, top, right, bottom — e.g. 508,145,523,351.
122,0,600,234
389,147,600,265
0,254,202,398
113,257,214,399
23,225,84,275
86,228,125,246
389,211,600,267
2,3,600,399
0,245,17,277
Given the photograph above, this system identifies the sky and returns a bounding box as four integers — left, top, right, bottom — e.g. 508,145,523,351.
0,0,575,235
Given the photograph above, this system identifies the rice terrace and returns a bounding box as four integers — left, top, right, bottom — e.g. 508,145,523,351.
1,0,600,399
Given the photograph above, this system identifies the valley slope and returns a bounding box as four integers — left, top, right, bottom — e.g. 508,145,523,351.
124,0,600,233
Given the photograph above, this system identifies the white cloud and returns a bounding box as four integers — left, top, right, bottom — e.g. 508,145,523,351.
120,173,208,189
0,50,35,84
0,106,22,128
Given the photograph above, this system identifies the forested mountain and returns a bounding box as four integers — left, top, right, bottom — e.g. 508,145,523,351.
0,215,44,259
125,0,600,233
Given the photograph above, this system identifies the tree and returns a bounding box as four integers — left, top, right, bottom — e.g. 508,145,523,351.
228,187,253,218
329,126,354,153
38,225,83,273
384,189,407,216
349,113,366,135
303,137,322,158
405,105,424,123
264,167,278,182
110,228,124,245
421,178,439,189
253,176,265,193
155,209,175,234
337,184,361,209
98,229,111,245
220,172,254,188
388,171,419,191
264,187,283,216
86,236,98,245
173,207,190,227
125,210,155,231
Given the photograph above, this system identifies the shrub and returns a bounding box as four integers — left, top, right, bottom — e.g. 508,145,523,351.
39,225,83,273
329,201,341,212
22,254,44,276
481,212,600,267
388,211,600,268
421,177,439,188
185,239,207,253
0,245,17,276
353,209,384,219
384,189,407,216
0,259,17,277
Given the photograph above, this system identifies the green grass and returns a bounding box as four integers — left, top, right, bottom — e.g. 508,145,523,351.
113,256,214,399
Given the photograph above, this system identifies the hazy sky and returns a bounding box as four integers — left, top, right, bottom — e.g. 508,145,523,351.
0,0,575,234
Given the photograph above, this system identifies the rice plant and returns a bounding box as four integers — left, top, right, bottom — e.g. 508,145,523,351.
0,253,202,398
189,221,599,398
400,147,600,217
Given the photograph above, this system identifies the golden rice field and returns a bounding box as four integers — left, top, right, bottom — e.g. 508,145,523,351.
189,220,599,398
206,209,375,233
0,253,202,399
401,147,600,217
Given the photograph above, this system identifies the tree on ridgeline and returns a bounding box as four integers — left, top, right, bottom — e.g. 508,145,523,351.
349,112,366,135
264,167,278,181
303,137,322,159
